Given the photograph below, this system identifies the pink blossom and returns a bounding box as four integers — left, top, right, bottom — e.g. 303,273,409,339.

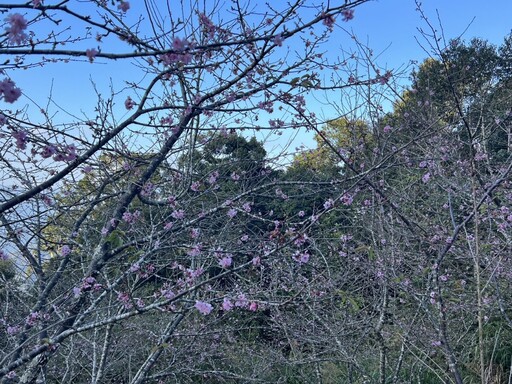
167,195,177,206
294,233,308,246
171,209,185,219
198,13,216,39
117,292,133,309
124,96,135,110
242,202,252,212
40,144,57,158
132,298,144,308
161,115,174,126
383,125,392,133
12,130,28,149
26,311,39,326
73,287,82,298
227,208,237,218
190,181,201,192
218,255,232,268
273,34,284,46
195,300,213,315
117,1,130,12
222,297,233,311
249,302,258,311
172,37,189,51
322,12,336,29
63,144,77,161
139,183,154,197
7,325,21,335
188,244,202,257
0,78,22,103
379,70,392,84
32,0,42,7
123,210,140,224
235,294,248,308
60,245,71,257
231,172,240,181
186,267,204,280
293,251,310,264
422,172,431,183
323,198,334,210
341,9,354,21
341,193,353,206
160,286,175,300
164,222,174,230
86,48,98,63
5,13,28,45
208,170,219,185
6,371,16,379
240,234,249,242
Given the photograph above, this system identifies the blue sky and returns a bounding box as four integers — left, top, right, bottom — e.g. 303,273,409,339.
349,0,512,69
274,0,512,154
7,0,512,154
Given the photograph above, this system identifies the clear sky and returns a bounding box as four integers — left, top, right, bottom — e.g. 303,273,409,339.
6,0,512,154
349,0,512,69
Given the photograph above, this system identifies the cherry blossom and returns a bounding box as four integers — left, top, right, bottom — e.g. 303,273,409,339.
0,78,22,103
4,13,28,45
86,48,98,62
124,96,135,110
117,1,130,12
222,297,233,311
194,301,213,315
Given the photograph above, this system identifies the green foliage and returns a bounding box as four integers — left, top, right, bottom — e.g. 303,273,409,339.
292,117,374,174
0,259,15,282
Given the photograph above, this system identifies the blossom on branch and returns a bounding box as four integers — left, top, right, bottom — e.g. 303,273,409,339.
341,9,354,21
117,1,130,12
0,78,22,103
195,301,213,315
86,48,98,63
5,13,28,45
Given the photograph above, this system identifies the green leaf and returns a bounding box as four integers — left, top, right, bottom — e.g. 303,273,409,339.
106,229,124,249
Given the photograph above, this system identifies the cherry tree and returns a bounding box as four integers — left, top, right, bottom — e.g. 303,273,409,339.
0,0,395,382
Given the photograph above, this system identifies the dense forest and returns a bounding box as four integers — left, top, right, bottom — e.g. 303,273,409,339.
1,1,512,383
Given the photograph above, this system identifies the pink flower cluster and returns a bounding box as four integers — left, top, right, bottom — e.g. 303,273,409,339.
122,210,140,224
5,13,28,45
195,300,213,315
160,37,194,65
49,144,78,162
125,96,136,110
86,48,98,63
218,255,232,268
117,1,130,12
0,78,22,103
73,276,101,297
341,9,354,21
293,250,310,264
12,130,28,149
198,13,216,40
